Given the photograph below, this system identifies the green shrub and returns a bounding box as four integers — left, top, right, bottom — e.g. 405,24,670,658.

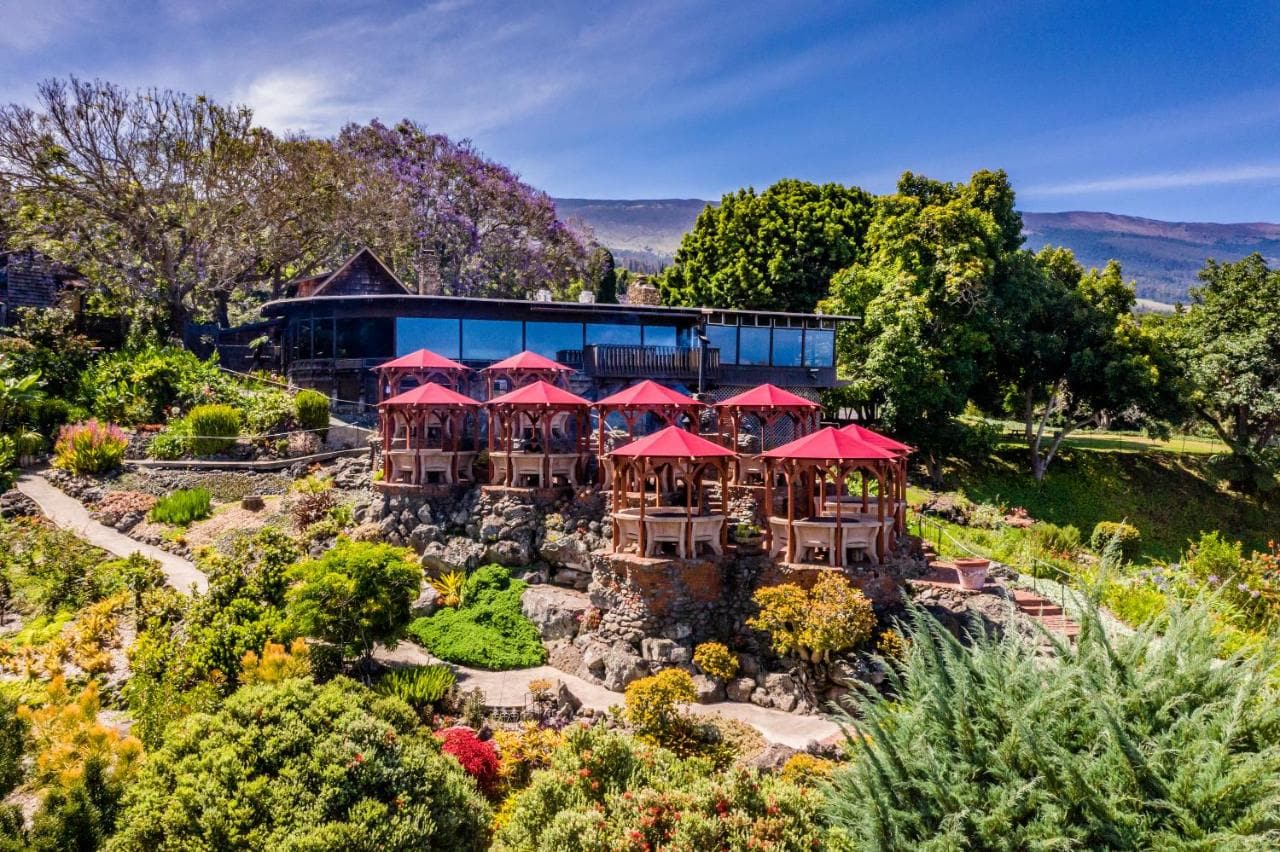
52,420,128,475
692,641,739,680
0,691,24,798
287,540,422,661
0,519,115,614
407,565,546,670
185,403,241,457
376,665,457,720
1030,521,1083,558
624,669,697,744
146,418,191,460
242,388,295,436
825,601,1280,849
0,436,14,491
110,678,492,850
294,389,330,436
1090,520,1142,561
148,488,212,526
81,346,231,425
493,724,823,851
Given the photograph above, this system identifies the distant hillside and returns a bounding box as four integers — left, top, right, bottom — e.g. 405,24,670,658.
554,198,1280,303
1021,212,1280,304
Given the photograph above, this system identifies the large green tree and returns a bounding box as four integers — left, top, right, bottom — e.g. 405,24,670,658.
660,179,872,312
1172,253,1280,493
1002,251,1185,480
823,170,1022,480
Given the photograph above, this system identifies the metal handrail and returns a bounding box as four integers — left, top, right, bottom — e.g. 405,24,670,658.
915,514,1075,608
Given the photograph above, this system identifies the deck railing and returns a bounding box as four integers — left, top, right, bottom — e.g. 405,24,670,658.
582,345,720,380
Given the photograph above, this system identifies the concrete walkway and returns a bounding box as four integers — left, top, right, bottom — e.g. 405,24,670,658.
375,640,843,749
18,472,840,748
15,472,209,594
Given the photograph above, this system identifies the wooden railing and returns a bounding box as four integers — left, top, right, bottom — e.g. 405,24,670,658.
582,345,720,380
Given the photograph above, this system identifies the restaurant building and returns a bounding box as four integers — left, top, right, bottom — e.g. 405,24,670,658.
250,248,853,409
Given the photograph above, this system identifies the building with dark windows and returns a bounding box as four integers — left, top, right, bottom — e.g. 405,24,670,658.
247,249,852,410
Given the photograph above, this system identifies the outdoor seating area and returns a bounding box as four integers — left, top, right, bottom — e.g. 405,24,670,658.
372,348,913,565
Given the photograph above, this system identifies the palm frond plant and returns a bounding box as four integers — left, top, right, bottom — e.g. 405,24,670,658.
428,570,467,608
376,664,457,721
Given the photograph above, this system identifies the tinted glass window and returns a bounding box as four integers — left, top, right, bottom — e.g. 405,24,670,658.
336,318,394,359
586,323,642,346
804,329,835,367
525,321,583,359
771,328,804,367
706,324,737,364
738,326,770,365
312,318,334,359
292,320,313,359
642,325,677,348
397,318,461,359
462,319,522,361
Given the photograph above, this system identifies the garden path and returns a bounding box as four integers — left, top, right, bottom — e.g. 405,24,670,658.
375,640,843,749
15,471,209,594
16,472,842,749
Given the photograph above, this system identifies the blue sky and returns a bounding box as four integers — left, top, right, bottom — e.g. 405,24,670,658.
2,0,1279,221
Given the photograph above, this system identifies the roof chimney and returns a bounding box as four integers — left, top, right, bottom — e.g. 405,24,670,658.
417,247,443,295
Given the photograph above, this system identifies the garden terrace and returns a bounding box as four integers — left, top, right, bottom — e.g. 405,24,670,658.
714,383,821,484
486,380,593,488
378,381,481,487
481,350,573,395
375,347,471,401
608,426,735,559
762,427,904,566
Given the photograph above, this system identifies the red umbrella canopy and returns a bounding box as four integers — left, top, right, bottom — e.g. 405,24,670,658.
840,423,912,455
762,426,897,461
596,380,700,409
610,425,736,460
482,351,572,373
487,379,591,408
715,383,819,410
377,349,469,372
379,382,478,408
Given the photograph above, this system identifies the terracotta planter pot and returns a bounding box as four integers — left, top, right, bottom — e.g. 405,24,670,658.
953,557,990,591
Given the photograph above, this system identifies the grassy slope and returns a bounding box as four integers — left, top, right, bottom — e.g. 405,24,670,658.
939,448,1274,561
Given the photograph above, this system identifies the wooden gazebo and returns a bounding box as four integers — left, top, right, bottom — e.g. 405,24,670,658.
762,427,898,566
486,380,592,487
595,381,703,484
715,383,821,482
375,349,471,401
482,351,573,397
609,426,735,559
841,423,912,536
378,382,481,485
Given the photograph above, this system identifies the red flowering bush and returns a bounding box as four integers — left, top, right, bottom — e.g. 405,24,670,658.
438,726,500,796
53,419,129,475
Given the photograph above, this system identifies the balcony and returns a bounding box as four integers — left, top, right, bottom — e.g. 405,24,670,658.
581,345,720,381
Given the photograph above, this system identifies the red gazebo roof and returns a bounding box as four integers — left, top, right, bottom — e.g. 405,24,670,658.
379,382,478,408
763,426,897,461
840,423,913,455
482,351,572,373
377,348,469,373
715,383,820,410
487,379,591,408
596,380,701,409
610,426,736,460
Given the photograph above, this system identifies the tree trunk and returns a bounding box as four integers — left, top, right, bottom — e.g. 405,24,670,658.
214,292,231,329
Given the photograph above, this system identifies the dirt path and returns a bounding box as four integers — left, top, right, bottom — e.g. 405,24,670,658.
15,471,209,594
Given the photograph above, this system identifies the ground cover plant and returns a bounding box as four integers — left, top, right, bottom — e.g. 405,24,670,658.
407,565,546,670
147,487,212,526
826,601,1280,850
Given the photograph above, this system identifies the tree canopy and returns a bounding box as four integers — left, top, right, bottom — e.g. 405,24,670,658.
659,179,872,312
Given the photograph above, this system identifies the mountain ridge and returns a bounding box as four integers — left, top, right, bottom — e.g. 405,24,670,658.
554,198,1280,304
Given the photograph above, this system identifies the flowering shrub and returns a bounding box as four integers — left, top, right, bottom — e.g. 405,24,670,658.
624,669,697,745
438,727,501,796
52,419,128,475
692,641,739,680
780,753,837,786
493,722,564,792
493,724,824,850
1182,532,1280,630
749,574,876,663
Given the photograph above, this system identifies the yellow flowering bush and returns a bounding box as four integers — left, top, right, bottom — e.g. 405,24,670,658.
624,668,697,743
239,638,312,685
494,722,565,792
692,641,739,680
19,677,143,788
748,573,876,662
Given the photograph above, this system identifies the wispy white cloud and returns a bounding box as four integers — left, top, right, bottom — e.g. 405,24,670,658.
233,70,355,135
1025,163,1280,196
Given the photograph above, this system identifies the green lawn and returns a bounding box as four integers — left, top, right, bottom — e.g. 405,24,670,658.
975,418,1229,455
924,448,1274,562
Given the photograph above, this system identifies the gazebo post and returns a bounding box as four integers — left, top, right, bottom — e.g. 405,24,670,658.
876,462,887,563
638,458,648,557
834,461,844,568
719,459,729,549
784,463,796,563
542,411,552,488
